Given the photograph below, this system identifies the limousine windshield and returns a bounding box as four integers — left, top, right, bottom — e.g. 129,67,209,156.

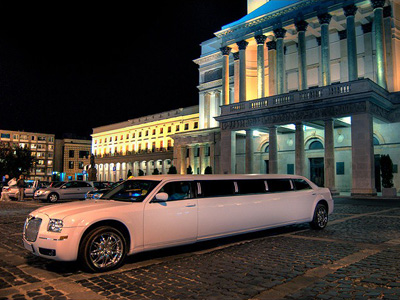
101,180,160,202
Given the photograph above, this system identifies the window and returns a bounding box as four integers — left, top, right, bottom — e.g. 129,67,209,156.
69,161,74,169
145,131,149,136
309,140,324,150
205,146,210,157
168,126,172,133
236,180,266,195
266,179,292,193
139,132,142,138
336,162,345,175
160,128,164,134
292,179,312,190
194,122,199,129
126,134,129,139
287,164,294,175
159,181,193,201
1,133,10,139
167,140,172,149
199,180,235,197
184,124,189,130
152,129,156,135
79,150,89,158
102,180,160,202
194,147,200,157
176,125,180,132
78,162,84,169
69,150,74,158
38,136,46,141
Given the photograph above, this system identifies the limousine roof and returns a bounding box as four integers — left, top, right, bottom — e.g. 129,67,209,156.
128,174,309,182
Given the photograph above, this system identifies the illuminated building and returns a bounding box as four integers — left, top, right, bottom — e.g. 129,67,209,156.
172,0,400,195
91,106,199,181
53,138,92,181
0,129,55,181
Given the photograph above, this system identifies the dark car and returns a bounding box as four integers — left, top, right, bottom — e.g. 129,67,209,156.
85,181,120,199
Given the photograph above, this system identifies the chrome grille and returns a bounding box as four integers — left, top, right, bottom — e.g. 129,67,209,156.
24,216,42,242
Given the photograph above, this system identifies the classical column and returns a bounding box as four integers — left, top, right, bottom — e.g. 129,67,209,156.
384,5,394,91
189,146,195,174
351,113,376,196
268,126,278,174
318,13,332,86
344,4,358,81
362,23,374,80
267,41,277,96
233,52,240,103
220,46,231,105
371,0,387,89
324,119,337,194
273,28,287,94
295,123,305,176
295,20,308,90
220,129,236,174
339,30,349,82
255,35,267,98
237,40,249,102
245,129,254,174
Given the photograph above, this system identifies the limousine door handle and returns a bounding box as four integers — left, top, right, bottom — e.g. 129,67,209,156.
186,204,196,207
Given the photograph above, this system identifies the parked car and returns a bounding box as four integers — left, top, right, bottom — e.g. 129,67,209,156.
85,181,120,199
2,180,48,200
23,174,333,272
34,181,95,203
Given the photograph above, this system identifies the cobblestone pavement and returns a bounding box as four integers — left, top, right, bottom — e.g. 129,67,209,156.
0,197,400,299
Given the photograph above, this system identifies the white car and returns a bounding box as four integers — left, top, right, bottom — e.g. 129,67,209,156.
2,180,48,200
23,174,333,272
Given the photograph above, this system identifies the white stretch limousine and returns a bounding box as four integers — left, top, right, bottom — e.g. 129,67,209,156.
23,175,333,272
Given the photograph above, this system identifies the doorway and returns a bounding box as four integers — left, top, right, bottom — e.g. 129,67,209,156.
375,154,381,192
309,158,324,187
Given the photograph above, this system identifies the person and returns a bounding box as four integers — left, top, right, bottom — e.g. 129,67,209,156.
16,175,26,201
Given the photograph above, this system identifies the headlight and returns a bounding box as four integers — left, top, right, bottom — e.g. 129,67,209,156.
93,193,103,199
48,219,63,232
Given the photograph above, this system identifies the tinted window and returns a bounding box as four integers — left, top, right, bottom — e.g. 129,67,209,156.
159,181,193,201
292,179,312,190
102,180,159,202
236,180,266,195
199,180,235,197
266,179,292,192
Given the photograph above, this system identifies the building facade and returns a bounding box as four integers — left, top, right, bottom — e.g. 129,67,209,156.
91,106,199,181
172,0,400,195
53,138,92,181
0,129,55,181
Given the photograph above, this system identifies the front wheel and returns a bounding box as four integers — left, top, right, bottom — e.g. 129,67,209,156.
310,203,328,230
47,193,59,203
79,226,127,272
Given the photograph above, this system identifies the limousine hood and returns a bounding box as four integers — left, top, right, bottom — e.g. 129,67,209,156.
31,200,134,220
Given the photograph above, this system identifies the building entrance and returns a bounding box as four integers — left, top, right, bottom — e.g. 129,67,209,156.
309,158,324,187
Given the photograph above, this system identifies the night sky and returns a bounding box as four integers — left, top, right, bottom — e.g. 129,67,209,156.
0,1,247,139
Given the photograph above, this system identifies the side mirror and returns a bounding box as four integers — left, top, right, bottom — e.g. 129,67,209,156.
61,186,67,189
154,192,168,202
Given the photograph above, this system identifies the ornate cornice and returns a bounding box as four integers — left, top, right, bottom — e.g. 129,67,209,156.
214,0,320,38
193,52,221,66
273,27,287,39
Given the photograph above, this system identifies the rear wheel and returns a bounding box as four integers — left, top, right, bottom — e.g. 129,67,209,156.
47,193,59,203
310,203,328,230
79,226,127,272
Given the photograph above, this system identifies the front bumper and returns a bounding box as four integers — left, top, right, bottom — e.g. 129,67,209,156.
23,213,82,261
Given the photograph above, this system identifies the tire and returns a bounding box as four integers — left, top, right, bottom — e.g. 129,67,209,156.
79,226,127,273
47,193,59,203
310,203,328,230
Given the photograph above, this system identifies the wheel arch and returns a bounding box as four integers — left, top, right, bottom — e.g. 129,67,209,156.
78,219,131,253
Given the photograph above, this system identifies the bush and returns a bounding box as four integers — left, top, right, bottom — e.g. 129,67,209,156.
187,165,193,174
168,165,177,174
138,169,145,176
204,166,212,174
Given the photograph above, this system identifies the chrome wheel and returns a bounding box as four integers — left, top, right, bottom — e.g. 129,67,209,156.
310,203,328,230
80,226,127,272
89,232,124,269
48,193,59,203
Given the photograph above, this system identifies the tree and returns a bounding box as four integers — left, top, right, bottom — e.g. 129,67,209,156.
204,166,212,174
138,169,145,176
126,169,132,178
0,144,36,178
152,168,160,175
187,165,193,174
168,165,177,174
380,155,394,188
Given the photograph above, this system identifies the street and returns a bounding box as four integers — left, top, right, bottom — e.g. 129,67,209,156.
0,197,400,300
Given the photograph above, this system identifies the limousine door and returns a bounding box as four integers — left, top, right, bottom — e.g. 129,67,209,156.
143,181,198,248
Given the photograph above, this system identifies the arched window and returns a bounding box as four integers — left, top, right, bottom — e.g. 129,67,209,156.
309,140,324,150
373,136,380,145
264,145,269,153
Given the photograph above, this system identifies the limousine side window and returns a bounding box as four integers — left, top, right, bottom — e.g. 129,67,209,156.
292,179,312,190
266,179,293,193
236,180,266,195
198,180,235,198
158,181,193,201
